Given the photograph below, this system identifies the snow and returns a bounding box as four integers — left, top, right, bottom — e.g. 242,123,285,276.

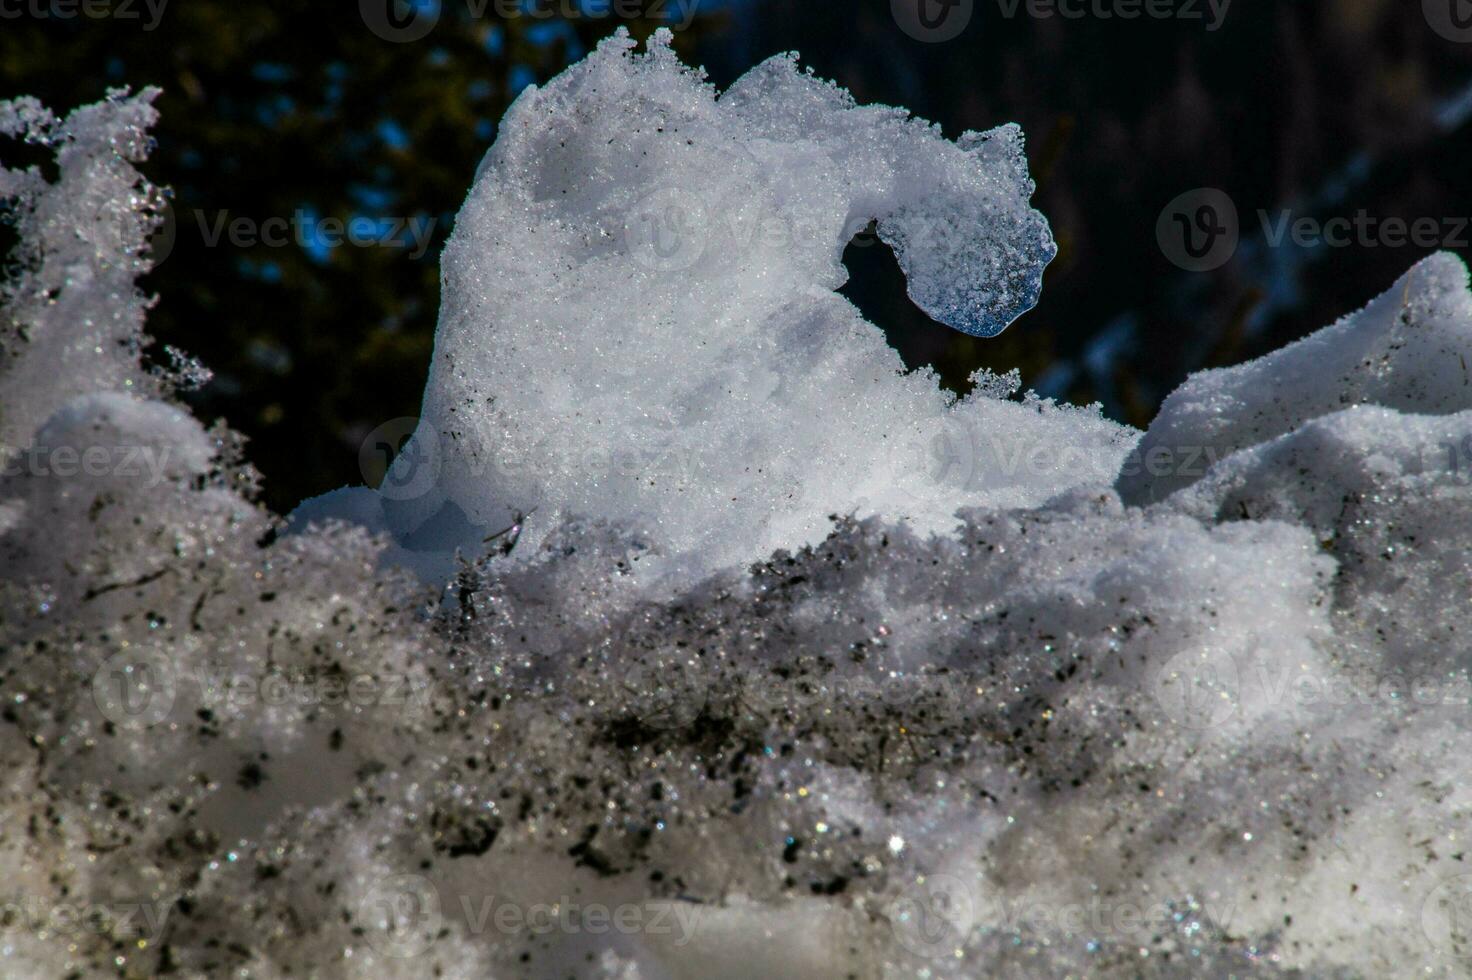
366,28,1100,583
1119,251,1472,505
4,30,1472,980
0,88,172,447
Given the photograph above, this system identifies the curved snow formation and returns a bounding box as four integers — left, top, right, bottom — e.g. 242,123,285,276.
378,29,1116,581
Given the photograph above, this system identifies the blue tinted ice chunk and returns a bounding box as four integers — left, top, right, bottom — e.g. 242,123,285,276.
881,125,1057,337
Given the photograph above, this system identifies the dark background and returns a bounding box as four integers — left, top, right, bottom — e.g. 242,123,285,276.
4,0,1471,512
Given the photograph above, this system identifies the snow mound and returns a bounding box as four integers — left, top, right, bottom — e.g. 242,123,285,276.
377,29,1111,582
7,55,1472,980
1119,252,1472,505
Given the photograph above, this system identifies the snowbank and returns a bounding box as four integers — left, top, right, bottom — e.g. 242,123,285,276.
3,34,1472,980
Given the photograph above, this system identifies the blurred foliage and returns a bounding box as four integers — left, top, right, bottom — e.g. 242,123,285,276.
0,2,720,511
